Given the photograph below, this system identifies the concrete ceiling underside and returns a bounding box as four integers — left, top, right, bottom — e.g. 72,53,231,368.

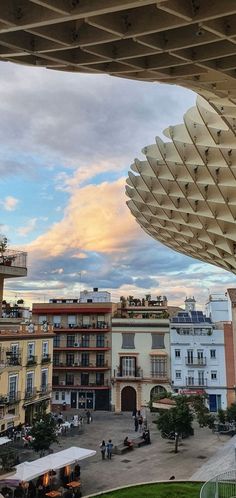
0,0,236,98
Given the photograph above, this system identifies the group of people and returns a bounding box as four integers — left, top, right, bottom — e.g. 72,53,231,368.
99,439,113,460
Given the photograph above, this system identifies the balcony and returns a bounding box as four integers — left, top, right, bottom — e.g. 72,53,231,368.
0,392,20,404
24,387,37,400
150,371,169,382
185,357,207,367
0,249,27,278
114,367,143,380
53,380,109,388
39,384,51,395
54,322,110,331
26,355,37,366
54,362,109,370
41,354,51,364
186,377,207,387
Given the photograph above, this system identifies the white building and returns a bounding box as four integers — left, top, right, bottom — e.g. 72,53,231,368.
205,294,230,323
79,288,111,303
170,309,227,412
111,296,171,412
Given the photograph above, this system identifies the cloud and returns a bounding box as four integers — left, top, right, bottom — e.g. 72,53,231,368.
17,218,37,236
2,196,19,211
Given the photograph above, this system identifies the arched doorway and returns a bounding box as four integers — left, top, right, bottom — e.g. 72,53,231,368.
121,386,136,412
150,385,167,404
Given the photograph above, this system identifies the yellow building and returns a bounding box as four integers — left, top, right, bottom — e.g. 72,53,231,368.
0,323,54,432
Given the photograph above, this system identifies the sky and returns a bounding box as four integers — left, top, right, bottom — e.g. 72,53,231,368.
0,60,236,309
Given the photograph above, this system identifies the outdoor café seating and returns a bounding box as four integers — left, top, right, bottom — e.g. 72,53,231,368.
0,447,95,498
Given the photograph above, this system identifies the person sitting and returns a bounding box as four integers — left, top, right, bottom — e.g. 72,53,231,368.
142,429,151,444
123,436,133,448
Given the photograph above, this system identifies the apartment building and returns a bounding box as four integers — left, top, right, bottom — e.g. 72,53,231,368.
0,323,54,431
111,295,171,412
170,308,229,412
32,290,112,411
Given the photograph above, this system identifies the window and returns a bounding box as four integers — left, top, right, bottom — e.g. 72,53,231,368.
66,353,74,366
211,371,217,380
26,372,34,394
81,352,89,367
53,353,60,366
210,349,216,359
55,392,59,401
53,335,60,348
96,353,104,367
27,342,35,359
68,315,76,328
67,335,75,347
39,315,47,324
8,375,18,400
151,356,167,377
120,356,136,376
81,373,89,386
122,333,135,349
81,335,90,347
175,370,182,379
96,334,105,348
151,333,165,349
41,369,48,390
42,341,48,357
61,392,65,401
66,373,74,386
96,373,104,386
82,316,90,328
53,316,61,327
175,349,181,358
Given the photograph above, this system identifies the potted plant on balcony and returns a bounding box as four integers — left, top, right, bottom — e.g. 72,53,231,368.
0,235,16,266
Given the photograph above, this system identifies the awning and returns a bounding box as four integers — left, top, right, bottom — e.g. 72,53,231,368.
0,437,11,445
10,446,96,482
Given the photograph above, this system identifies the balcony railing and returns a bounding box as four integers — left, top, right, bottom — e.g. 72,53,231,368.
114,367,143,379
186,377,207,387
0,249,27,269
41,354,51,364
26,355,37,366
150,371,168,379
24,387,37,400
185,357,207,366
0,392,20,404
54,322,110,330
39,384,51,395
53,380,109,388
54,362,109,369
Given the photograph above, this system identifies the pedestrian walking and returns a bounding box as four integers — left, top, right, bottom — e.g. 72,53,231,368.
138,415,143,432
86,410,91,424
100,440,106,460
106,439,113,459
134,416,139,432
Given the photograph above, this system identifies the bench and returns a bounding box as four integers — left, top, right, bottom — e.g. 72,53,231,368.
113,443,134,455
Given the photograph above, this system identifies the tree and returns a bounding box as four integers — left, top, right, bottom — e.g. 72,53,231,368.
226,403,236,422
17,299,24,305
156,395,215,453
30,413,58,456
156,396,193,453
0,236,8,257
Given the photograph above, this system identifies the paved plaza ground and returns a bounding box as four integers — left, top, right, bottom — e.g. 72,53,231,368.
16,410,233,496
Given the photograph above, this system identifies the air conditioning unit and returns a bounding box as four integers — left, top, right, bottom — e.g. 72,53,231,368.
59,381,66,386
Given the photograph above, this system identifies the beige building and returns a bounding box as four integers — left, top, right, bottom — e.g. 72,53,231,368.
112,296,171,412
0,323,54,431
